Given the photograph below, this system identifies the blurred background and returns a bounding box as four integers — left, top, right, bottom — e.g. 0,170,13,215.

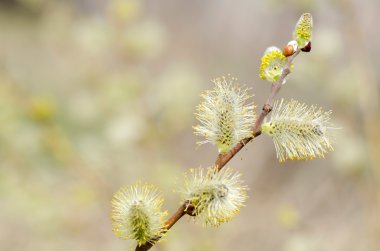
0,0,379,250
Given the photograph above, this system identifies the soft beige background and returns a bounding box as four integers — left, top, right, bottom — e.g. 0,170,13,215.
0,0,379,250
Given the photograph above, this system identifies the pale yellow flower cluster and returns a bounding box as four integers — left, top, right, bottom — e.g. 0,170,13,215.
182,166,248,227
262,99,335,162
194,76,256,153
111,183,167,246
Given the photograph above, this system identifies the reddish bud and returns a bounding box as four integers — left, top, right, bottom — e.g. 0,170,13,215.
283,45,295,57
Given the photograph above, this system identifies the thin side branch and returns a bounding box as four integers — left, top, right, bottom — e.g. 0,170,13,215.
135,49,300,251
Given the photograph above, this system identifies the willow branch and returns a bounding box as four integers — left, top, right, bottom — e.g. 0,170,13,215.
215,49,300,170
135,49,301,251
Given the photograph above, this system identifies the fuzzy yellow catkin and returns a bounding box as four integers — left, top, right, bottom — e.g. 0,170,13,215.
261,99,335,162
293,13,313,48
193,75,256,154
182,166,248,227
111,183,167,246
259,47,287,83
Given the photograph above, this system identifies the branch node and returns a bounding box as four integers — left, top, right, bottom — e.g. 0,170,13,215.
263,104,272,113
184,200,196,216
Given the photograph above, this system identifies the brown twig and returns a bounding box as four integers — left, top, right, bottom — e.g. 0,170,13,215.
135,49,301,251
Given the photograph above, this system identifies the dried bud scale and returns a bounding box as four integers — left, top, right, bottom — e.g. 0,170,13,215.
193,76,256,154
111,183,167,246
301,41,312,52
261,99,336,162
182,166,248,227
